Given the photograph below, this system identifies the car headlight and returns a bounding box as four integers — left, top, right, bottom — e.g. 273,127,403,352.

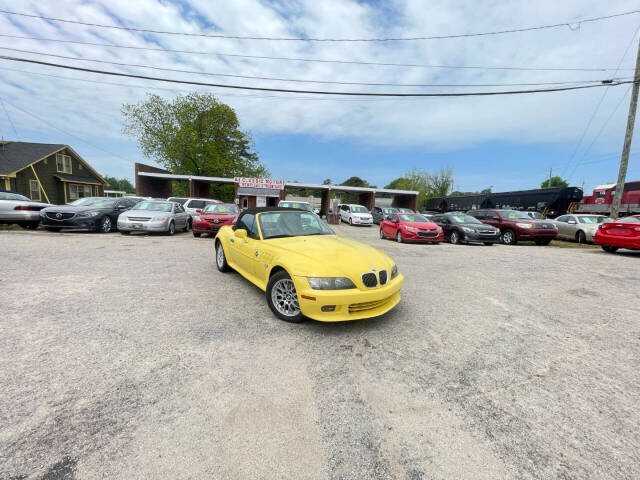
462,226,475,233
391,264,398,279
152,216,168,221
194,215,202,222
516,223,533,229
404,226,419,232
78,210,101,217
307,277,356,290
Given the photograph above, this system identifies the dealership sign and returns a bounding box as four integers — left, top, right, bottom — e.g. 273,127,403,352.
234,177,285,190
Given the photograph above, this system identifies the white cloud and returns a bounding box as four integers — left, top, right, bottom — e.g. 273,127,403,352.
0,0,638,182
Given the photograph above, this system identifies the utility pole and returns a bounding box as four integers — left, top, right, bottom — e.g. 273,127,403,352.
611,35,640,219
547,167,552,188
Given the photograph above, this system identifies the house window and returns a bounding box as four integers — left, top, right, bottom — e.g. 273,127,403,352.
56,153,72,173
69,184,93,200
30,180,41,201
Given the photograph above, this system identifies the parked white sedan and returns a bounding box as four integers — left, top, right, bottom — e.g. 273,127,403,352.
339,204,373,226
550,214,612,243
118,200,191,235
0,191,52,229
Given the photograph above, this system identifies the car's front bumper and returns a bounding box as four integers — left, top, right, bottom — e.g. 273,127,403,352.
402,230,444,242
351,217,373,225
293,274,404,322
192,220,232,234
463,231,500,243
515,228,557,239
40,216,100,229
117,219,169,232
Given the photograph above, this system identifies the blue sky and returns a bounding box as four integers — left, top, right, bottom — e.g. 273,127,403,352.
1,0,639,195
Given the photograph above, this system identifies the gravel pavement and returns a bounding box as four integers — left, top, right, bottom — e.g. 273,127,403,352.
1,226,639,479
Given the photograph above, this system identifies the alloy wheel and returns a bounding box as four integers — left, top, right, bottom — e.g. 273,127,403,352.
396,231,403,243
271,278,300,317
379,229,385,239
450,231,459,244
216,244,225,268
101,217,112,233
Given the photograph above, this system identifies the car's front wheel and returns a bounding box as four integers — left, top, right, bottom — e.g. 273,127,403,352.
576,231,586,244
396,231,403,243
98,216,112,233
349,217,353,225
267,271,303,322
501,229,516,245
450,231,460,244
215,241,231,272
166,221,175,236
379,228,385,239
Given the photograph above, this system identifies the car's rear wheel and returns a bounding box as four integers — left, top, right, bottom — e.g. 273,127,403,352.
450,231,460,244
166,221,175,236
576,230,586,244
601,245,619,253
534,238,552,246
501,229,516,245
267,271,303,323
215,241,231,272
98,216,112,233
396,231,403,243
193,232,201,238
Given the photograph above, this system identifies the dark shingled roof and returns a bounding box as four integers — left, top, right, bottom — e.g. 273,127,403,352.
0,141,65,175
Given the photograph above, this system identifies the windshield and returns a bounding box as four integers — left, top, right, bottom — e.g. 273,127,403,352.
259,211,334,239
383,208,398,214
0,192,30,201
86,199,116,208
399,214,429,222
398,208,414,213
450,214,483,224
351,206,368,213
502,210,532,220
132,201,173,212
279,201,313,211
204,204,238,213
69,197,102,206
528,212,542,219
577,215,611,224
618,216,640,223
187,200,210,209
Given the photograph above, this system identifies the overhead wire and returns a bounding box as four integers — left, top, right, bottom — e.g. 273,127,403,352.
0,97,20,140
0,33,633,72
0,47,623,88
1,8,639,42
0,54,634,97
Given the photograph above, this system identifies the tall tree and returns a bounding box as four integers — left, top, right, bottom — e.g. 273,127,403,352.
340,176,375,188
122,93,269,180
541,176,569,189
102,174,135,193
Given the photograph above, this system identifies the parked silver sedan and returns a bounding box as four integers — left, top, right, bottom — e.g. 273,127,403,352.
117,200,190,235
0,191,52,229
550,214,612,243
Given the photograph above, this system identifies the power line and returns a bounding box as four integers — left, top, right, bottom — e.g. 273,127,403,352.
0,54,634,97
0,97,20,140
0,96,132,166
1,8,639,42
0,33,633,72
0,47,623,88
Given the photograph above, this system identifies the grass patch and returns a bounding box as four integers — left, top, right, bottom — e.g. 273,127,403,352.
548,239,598,249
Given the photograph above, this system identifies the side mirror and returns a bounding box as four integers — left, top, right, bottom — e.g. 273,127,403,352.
117,204,128,210
196,208,203,214
234,229,248,240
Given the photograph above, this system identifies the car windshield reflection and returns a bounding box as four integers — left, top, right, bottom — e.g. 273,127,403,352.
258,211,334,239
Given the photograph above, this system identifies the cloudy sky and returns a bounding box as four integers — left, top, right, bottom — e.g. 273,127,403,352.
1,0,639,193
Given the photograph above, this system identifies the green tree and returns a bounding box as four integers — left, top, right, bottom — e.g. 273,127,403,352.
384,177,411,190
340,176,375,188
541,176,569,189
322,178,332,185
102,174,135,193
122,93,269,187
385,167,454,209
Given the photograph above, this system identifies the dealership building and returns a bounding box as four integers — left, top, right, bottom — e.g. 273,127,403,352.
135,163,419,212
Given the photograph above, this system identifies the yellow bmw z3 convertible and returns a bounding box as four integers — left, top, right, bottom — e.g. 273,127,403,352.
214,207,403,322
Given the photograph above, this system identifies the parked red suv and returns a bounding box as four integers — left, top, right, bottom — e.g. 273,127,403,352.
192,203,238,237
467,209,558,245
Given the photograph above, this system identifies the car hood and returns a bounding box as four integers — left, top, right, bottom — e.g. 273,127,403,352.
401,221,439,228
458,222,496,229
266,235,395,277
202,213,236,220
121,209,171,217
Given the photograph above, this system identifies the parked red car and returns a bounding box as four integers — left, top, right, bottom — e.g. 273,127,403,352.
380,213,443,243
467,209,557,245
594,215,640,253
192,203,239,237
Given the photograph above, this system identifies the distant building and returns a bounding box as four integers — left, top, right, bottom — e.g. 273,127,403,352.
0,141,107,204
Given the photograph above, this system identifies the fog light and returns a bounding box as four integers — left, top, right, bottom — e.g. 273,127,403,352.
321,305,336,312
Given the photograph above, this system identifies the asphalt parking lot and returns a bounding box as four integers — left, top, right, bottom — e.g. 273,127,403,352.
2,225,639,480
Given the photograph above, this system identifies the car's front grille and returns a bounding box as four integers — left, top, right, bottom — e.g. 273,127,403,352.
127,217,151,222
349,296,393,313
479,230,496,235
361,272,378,288
538,223,554,229
379,270,388,286
46,212,74,220
418,232,438,238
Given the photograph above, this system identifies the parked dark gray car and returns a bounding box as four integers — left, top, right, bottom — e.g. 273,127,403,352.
40,197,141,233
432,213,501,245
371,206,399,224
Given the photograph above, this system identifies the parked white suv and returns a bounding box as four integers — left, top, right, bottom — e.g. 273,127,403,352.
339,204,373,226
167,197,220,216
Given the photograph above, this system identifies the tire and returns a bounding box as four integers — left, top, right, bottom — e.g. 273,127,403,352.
535,238,552,246
215,241,231,272
396,231,403,243
184,219,191,232
46,227,61,232
450,231,460,244
484,242,494,246
98,216,113,233
501,229,516,245
349,217,353,225
576,230,586,244
266,270,304,323
19,222,39,230
193,232,202,238
166,221,175,236
379,228,385,239
601,245,619,253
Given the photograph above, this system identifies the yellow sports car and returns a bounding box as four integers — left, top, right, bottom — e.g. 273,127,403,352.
214,207,403,322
